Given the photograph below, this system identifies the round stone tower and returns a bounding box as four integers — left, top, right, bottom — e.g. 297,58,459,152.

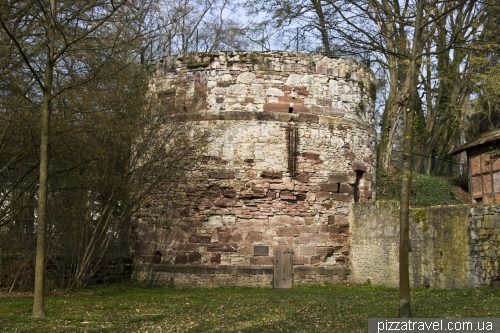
133,51,377,287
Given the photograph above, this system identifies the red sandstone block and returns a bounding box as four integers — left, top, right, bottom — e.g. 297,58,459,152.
302,152,320,160
174,254,188,264
278,96,304,104
339,183,354,194
277,227,300,237
232,233,243,242
362,173,374,181
320,183,339,192
307,233,328,244
188,252,202,263
244,97,255,103
263,103,290,113
310,255,321,265
363,156,375,164
295,86,309,96
217,231,232,243
320,225,336,233
247,231,262,242
322,202,333,210
188,235,212,243
316,246,335,256
328,173,348,183
315,191,330,201
291,104,310,114
360,189,372,199
250,256,273,265
301,225,320,233
298,246,316,256
344,152,356,160
210,253,221,264
296,193,307,201
329,234,344,243
334,215,349,224
293,257,309,265
268,215,293,225
222,188,236,198
352,161,368,172
331,193,353,202
261,171,283,179
206,243,238,252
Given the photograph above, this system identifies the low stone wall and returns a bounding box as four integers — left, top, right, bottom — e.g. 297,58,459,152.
469,205,500,286
351,202,500,289
133,264,350,288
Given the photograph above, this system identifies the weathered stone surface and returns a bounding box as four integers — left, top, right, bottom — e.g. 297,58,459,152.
133,51,377,288
320,183,339,192
302,152,320,160
352,161,368,172
206,243,238,252
261,171,283,179
297,173,310,183
339,183,354,194
189,235,212,243
277,227,300,237
209,170,235,179
328,174,349,183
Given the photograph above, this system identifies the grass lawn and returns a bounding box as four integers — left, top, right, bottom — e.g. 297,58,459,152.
1,283,500,332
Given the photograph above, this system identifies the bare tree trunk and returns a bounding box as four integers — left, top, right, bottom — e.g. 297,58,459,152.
397,0,426,317
32,0,55,319
399,104,413,318
311,0,331,56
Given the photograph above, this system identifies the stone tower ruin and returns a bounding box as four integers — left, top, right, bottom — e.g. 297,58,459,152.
132,51,377,287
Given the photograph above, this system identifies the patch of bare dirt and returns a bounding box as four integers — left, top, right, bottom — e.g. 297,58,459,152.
438,177,474,204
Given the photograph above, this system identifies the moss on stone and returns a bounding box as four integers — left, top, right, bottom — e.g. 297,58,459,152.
187,61,210,69
412,208,428,232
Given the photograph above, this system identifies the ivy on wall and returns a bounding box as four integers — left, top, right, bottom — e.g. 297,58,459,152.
377,171,460,207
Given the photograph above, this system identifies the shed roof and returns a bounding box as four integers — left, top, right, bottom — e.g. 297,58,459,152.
450,128,500,155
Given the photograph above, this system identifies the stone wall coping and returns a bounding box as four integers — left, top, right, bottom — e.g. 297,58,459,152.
169,111,375,132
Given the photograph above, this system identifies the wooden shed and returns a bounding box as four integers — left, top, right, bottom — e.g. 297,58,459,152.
451,129,500,203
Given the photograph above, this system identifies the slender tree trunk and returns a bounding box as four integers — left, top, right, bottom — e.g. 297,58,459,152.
311,0,331,56
32,0,55,319
399,103,413,318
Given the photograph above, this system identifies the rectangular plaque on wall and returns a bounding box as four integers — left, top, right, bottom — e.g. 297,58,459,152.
254,245,269,256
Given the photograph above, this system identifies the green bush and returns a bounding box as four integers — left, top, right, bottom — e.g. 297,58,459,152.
377,170,460,207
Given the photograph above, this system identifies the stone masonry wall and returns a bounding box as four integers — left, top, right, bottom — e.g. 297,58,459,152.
132,52,376,287
351,202,500,289
150,51,375,125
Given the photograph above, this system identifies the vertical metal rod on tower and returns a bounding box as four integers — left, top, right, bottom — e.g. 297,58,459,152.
196,29,199,52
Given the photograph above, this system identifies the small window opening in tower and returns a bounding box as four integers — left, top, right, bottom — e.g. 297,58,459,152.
289,107,293,113
354,171,364,202
153,250,162,264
